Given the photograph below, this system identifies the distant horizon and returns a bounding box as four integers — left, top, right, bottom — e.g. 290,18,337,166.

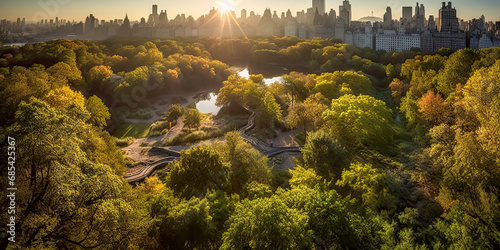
1,0,499,24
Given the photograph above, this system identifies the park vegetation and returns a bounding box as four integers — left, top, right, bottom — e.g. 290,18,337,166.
0,37,499,249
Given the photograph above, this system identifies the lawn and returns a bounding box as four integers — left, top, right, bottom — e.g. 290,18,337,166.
113,123,151,139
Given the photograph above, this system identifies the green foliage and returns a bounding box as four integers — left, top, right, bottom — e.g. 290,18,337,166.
184,108,202,130
220,131,271,195
85,95,110,128
288,166,323,189
302,130,348,181
282,71,313,104
337,162,396,211
166,103,183,121
221,195,312,249
167,146,230,198
323,94,395,152
150,191,218,249
437,48,479,97
147,120,170,137
217,74,282,131
3,38,500,249
3,97,144,248
313,70,373,100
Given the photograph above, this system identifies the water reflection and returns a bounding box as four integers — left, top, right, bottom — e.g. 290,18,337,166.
195,92,220,115
2,43,27,46
194,68,285,115
237,68,283,85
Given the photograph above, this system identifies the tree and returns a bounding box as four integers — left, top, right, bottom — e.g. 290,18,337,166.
46,61,84,88
166,103,183,122
389,78,409,105
43,85,88,119
87,65,113,88
2,98,144,248
337,162,396,211
313,71,373,100
167,146,230,198
151,194,217,249
386,63,398,80
85,95,110,128
221,132,271,195
437,48,479,97
282,72,312,105
463,60,500,156
323,94,395,152
220,195,311,249
418,90,446,125
216,74,262,108
302,130,348,181
256,91,283,129
184,108,202,130
287,102,308,132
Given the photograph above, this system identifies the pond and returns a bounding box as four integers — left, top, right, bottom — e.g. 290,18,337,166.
237,68,284,85
195,92,220,115
2,43,27,46
194,68,286,115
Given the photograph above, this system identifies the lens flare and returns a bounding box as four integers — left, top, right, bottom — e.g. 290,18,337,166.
216,0,234,14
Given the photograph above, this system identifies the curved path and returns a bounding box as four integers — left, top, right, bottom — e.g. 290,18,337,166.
124,103,301,183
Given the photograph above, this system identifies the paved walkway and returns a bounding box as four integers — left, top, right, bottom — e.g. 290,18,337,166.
124,103,301,183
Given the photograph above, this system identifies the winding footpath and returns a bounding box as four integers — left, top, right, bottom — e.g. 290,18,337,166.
124,104,301,183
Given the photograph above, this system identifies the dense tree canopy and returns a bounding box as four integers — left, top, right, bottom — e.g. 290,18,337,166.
323,94,395,152
2,38,500,249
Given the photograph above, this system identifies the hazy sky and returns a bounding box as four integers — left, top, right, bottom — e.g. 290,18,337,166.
0,0,499,23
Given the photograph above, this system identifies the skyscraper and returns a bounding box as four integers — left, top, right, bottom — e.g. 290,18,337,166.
339,0,351,27
402,6,412,22
439,1,459,32
153,5,158,16
118,13,131,37
414,2,425,29
148,5,160,26
312,0,325,14
383,7,392,27
84,14,96,35
428,15,437,30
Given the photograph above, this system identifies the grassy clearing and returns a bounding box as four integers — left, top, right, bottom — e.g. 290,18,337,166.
162,114,249,146
113,123,151,139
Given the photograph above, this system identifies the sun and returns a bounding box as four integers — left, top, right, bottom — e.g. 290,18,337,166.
216,0,235,14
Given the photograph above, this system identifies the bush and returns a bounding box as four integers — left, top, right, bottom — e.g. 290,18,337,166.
163,128,224,146
115,137,134,147
148,120,170,137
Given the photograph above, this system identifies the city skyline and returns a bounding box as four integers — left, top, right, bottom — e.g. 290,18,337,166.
1,0,500,23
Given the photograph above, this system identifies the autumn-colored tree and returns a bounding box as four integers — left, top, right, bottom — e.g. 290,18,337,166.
389,78,410,105
418,90,446,125
87,65,113,88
